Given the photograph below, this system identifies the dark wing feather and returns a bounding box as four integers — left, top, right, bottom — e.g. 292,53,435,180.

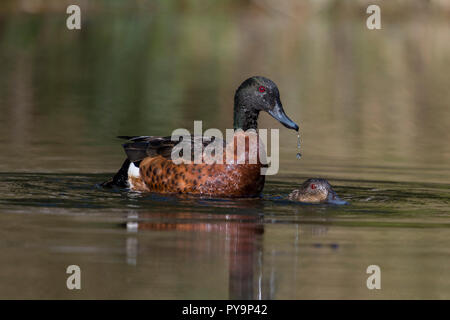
117,136,160,142
121,135,225,163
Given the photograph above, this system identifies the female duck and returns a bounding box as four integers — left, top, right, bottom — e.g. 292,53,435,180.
288,178,348,204
103,76,299,197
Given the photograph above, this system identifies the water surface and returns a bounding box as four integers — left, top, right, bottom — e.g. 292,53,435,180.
0,172,448,299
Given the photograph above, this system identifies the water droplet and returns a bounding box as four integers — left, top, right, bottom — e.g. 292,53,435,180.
296,133,302,160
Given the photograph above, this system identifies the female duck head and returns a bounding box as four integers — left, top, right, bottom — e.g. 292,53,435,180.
233,76,299,131
288,178,348,205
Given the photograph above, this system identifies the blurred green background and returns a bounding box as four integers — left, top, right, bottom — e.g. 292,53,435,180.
0,0,449,183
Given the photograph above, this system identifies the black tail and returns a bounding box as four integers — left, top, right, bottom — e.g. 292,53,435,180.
101,159,130,188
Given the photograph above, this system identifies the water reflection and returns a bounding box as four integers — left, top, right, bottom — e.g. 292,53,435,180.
124,211,264,299
0,172,448,299
123,210,332,299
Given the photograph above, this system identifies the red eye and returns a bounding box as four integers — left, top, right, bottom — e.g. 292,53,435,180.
258,86,266,93
310,184,316,190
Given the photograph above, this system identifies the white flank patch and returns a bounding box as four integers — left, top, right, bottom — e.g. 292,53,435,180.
127,162,140,189
128,162,140,177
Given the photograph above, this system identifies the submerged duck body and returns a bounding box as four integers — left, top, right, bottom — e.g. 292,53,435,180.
104,76,299,197
288,178,347,204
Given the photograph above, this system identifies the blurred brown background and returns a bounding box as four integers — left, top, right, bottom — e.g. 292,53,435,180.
0,0,449,183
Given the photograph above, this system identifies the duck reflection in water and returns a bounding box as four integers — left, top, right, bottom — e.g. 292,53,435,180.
123,208,271,299
122,197,332,299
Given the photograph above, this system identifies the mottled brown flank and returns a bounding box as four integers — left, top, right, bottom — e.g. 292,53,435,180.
128,175,150,192
130,156,264,197
128,133,266,197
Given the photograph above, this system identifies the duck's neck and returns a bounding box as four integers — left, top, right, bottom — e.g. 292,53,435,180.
233,105,260,131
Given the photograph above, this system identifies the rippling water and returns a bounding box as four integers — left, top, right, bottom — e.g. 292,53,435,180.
0,0,449,299
0,172,448,299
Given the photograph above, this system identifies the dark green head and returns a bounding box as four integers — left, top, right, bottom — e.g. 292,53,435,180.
233,76,299,131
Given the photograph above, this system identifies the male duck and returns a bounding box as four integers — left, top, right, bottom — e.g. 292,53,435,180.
103,76,299,197
288,178,348,204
